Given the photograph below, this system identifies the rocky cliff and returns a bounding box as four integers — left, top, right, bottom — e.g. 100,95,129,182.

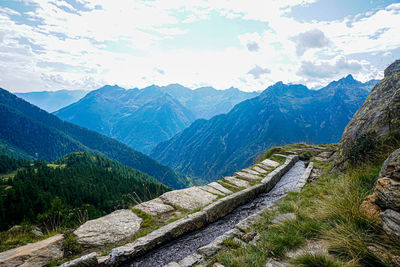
335,60,400,168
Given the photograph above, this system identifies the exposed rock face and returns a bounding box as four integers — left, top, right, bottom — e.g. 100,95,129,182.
379,148,400,181
74,209,142,247
159,187,218,210
380,209,400,239
335,60,400,167
375,177,400,211
360,193,383,221
0,234,63,267
59,252,98,267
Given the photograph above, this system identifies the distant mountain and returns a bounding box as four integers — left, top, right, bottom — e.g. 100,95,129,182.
15,90,87,112
55,84,258,154
0,88,188,189
151,76,374,183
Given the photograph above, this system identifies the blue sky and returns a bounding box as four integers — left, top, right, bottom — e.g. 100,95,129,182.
0,0,399,92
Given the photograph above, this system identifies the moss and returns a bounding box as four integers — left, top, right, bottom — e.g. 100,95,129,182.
63,231,83,257
130,208,155,228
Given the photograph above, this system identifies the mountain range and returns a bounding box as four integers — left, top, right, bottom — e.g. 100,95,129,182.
151,75,378,183
54,84,259,154
0,88,188,189
15,90,87,113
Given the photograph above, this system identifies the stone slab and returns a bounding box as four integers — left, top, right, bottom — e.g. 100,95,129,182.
134,198,175,216
199,185,226,196
160,187,218,211
0,234,63,267
242,168,263,176
235,171,261,180
207,182,232,195
252,166,269,174
224,176,251,188
74,209,142,247
261,159,280,168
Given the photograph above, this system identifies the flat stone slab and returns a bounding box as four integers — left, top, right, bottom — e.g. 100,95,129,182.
242,168,263,176
160,187,218,210
208,182,233,194
261,159,280,168
224,176,251,188
252,166,269,174
200,185,226,196
235,171,261,180
134,198,175,216
74,209,142,247
0,234,63,266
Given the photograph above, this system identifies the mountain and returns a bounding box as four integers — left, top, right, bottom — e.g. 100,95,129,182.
54,84,258,154
0,152,170,230
0,88,188,189
151,76,375,183
335,60,400,168
15,90,87,112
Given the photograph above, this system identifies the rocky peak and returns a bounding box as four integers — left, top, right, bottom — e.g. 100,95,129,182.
384,59,400,77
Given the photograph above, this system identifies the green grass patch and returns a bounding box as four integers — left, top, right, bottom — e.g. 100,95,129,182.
290,253,347,267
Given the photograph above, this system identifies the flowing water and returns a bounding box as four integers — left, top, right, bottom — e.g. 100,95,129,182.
125,161,306,267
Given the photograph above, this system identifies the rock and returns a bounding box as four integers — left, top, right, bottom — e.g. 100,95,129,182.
256,163,271,170
134,198,175,216
31,227,43,236
261,159,280,168
242,168,263,176
242,230,257,243
74,209,142,247
380,209,400,239
317,151,333,159
213,263,225,267
285,239,329,259
271,213,296,224
0,234,63,266
375,177,400,211
360,193,383,221
265,259,289,267
252,166,269,174
249,233,261,246
199,185,226,196
207,182,232,195
224,176,250,188
164,262,181,267
235,171,261,180
379,148,400,181
159,187,218,211
97,255,110,265
178,253,203,267
335,60,400,168
233,237,246,246
58,252,98,267
8,225,22,232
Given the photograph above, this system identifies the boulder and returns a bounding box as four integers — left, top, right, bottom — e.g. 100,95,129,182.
159,187,218,211
134,198,175,216
0,234,63,267
74,209,142,247
375,177,400,211
360,193,383,221
380,209,400,239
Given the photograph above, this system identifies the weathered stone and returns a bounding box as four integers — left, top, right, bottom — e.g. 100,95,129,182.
360,193,383,221
199,185,226,196
256,163,271,170
375,177,400,211
58,252,98,267
271,213,296,224
242,230,257,243
74,209,142,247
261,159,280,168
241,168,263,176
265,259,289,267
379,148,400,181
197,238,223,257
252,166,269,174
31,227,43,236
164,262,181,267
160,187,218,211
178,253,203,267
134,198,175,216
97,255,110,265
294,162,313,192
8,225,22,232
317,151,333,159
224,176,250,188
381,209,400,239
0,234,63,267
249,233,261,246
286,239,329,259
207,182,232,195
213,263,225,267
235,171,261,180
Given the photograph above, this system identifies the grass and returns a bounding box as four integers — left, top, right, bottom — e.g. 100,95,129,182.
211,143,400,267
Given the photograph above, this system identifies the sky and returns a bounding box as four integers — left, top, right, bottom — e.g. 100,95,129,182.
0,0,399,93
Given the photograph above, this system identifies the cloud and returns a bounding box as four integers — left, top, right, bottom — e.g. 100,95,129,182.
297,57,364,79
247,65,271,79
291,29,331,56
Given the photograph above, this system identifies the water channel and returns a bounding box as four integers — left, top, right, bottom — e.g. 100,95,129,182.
125,161,306,267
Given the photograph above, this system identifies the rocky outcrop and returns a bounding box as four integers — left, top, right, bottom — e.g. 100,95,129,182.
335,59,400,168
380,209,400,239
74,209,142,247
58,252,98,267
0,234,63,267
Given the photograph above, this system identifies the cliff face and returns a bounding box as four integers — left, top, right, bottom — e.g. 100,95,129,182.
335,60,400,167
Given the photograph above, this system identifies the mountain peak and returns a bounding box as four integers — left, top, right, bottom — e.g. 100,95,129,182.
384,59,400,77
